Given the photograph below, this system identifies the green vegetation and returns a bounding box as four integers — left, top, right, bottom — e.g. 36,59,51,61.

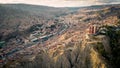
0,41,5,48
95,42,106,57
100,24,120,68
28,24,43,32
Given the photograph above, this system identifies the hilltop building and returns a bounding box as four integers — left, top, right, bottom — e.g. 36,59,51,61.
85,24,100,39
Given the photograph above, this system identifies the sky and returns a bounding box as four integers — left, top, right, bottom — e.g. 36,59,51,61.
0,0,120,7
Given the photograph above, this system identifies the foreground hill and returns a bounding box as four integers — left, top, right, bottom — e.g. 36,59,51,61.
4,23,120,68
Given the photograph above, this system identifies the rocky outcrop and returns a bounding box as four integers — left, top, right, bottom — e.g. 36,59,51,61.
6,34,112,68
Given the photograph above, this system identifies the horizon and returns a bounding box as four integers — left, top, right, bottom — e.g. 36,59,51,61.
0,0,120,7
1,3,120,8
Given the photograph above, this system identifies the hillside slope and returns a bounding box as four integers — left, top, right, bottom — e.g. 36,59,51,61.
0,4,69,41
7,24,120,68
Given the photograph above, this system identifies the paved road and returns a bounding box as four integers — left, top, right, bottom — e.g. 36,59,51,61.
4,23,69,58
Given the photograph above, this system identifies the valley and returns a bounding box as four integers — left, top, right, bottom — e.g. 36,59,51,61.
0,3,120,68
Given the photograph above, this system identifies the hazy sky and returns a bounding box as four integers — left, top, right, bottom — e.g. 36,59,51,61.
0,0,120,7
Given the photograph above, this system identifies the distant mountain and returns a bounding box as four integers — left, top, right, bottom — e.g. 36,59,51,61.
0,4,70,18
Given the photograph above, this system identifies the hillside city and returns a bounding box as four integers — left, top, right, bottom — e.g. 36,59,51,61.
0,3,120,68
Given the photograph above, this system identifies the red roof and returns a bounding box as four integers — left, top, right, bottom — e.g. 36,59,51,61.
0,60,3,63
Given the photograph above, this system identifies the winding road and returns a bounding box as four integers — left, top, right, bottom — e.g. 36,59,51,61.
3,23,69,59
